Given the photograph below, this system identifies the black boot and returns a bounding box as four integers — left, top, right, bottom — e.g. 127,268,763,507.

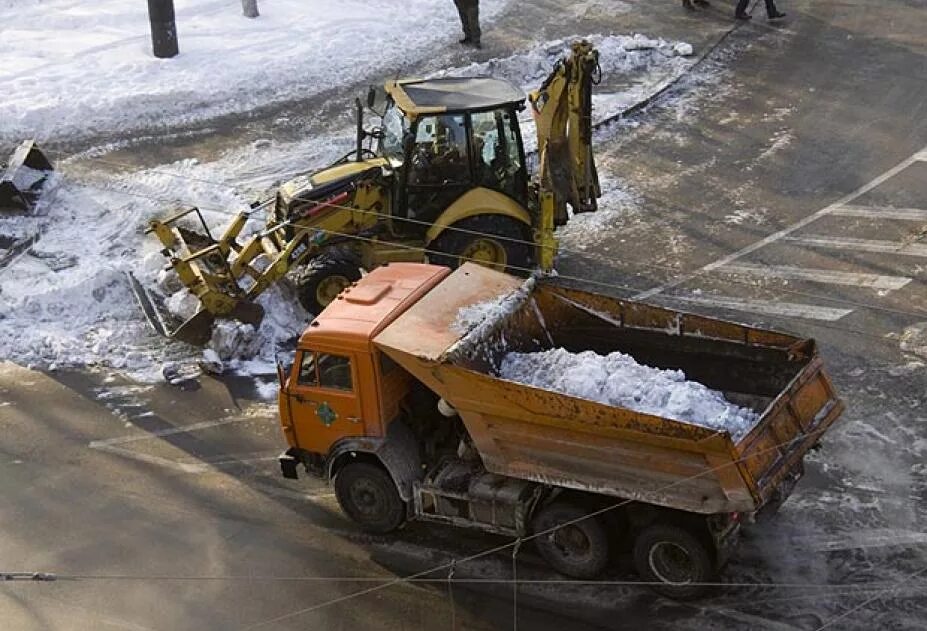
768,11,786,19
682,0,696,10
695,0,710,6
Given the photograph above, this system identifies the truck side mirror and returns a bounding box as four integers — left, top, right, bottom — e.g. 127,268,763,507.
367,86,377,109
276,358,288,390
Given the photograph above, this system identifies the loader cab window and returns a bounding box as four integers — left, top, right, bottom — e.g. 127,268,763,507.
380,103,407,162
470,108,526,202
404,114,472,222
296,351,354,392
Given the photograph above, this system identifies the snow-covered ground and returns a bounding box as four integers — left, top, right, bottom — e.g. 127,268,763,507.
0,3,698,385
500,348,760,440
0,0,509,143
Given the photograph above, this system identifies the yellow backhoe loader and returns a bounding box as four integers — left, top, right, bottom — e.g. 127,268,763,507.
140,41,602,345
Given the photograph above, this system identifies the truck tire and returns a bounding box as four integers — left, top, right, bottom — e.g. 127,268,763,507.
632,523,715,599
296,251,362,316
334,462,406,534
428,215,533,274
532,502,610,579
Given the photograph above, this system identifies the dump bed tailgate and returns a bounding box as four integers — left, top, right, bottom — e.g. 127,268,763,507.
735,355,843,507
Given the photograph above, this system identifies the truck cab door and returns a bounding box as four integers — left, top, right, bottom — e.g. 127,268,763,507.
289,350,363,454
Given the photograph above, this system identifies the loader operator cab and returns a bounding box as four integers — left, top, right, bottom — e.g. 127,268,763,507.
377,77,529,227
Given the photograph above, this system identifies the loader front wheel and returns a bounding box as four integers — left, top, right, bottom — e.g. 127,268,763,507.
334,462,406,534
296,253,362,316
428,215,533,274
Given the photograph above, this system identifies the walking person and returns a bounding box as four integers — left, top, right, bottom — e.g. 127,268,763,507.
735,0,786,20
453,0,481,48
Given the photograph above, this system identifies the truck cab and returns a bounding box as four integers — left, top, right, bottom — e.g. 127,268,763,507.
278,263,451,483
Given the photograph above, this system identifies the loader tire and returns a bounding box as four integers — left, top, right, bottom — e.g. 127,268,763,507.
632,523,715,599
296,252,362,316
428,215,533,274
532,502,610,579
334,462,406,534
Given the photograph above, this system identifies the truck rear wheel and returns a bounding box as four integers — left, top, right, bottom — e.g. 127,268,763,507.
334,462,406,534
532,502,609,579
296,251,362,316
428,215,533,274
632,523,715,599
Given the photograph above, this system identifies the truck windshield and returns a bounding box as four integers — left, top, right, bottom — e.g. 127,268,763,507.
379,104,406,162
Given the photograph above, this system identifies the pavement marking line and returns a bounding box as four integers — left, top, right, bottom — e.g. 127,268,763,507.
783,235,927,258
91,444,209,474
667,294,854,321
88,416,272,474
635,145,927,300
832,205,927,221
720,262,912,290
88,416,257,449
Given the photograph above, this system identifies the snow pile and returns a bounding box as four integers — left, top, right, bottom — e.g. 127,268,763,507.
451,278,536,336
0,150,309,379
499,348,760,440
431,33,696,155
0,0,507,142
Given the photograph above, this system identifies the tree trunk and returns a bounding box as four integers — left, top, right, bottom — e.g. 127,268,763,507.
147,0,179,58
242,0,259,18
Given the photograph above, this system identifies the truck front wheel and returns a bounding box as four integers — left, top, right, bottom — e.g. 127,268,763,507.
532,502,610,579
334,462,406,534
632,523,715,599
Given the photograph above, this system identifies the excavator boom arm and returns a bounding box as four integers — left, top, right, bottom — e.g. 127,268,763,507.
529,40,602,269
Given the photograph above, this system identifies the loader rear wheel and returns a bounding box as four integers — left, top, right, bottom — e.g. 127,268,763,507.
532,502,610,579
296,252,362,316
633,523,715,599
428,215,533,273
334,462,406,534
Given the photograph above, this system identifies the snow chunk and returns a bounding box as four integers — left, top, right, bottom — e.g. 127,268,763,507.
499,348,760,441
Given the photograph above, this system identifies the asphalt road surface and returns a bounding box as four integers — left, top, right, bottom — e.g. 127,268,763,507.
3,1,927,630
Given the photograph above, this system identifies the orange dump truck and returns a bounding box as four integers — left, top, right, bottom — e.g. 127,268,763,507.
276,262,843,597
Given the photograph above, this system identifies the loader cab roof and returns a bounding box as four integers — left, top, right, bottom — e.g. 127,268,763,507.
384,77,526,118
298,263,452,352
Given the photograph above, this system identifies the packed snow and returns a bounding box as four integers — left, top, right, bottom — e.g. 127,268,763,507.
500,348,760,440
0,0,509,143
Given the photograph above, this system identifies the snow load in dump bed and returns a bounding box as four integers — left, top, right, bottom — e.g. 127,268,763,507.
374,264,844,515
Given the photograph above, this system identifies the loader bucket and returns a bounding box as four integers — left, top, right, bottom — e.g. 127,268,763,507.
1,140,54,213
127,271,265,346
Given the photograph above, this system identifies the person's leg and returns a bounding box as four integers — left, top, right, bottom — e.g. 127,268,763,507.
453,0,471,42
734,0,751,17
466,0,481,47
765,0,786,18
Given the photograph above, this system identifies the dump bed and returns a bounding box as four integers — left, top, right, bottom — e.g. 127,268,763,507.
374,264,843,515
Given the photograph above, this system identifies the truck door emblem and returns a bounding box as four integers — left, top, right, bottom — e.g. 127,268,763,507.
317,401,337,427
